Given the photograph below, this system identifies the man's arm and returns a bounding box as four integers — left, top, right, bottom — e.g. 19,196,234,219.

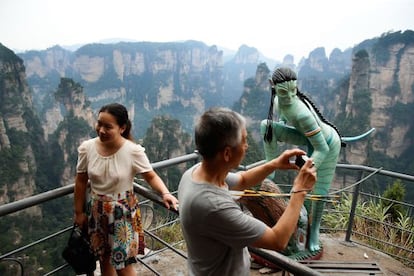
230,148,306,191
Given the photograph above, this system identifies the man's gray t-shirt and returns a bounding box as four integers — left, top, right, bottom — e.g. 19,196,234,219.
178,164,267,276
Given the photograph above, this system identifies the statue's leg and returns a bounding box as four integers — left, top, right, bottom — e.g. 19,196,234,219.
308,140,341,252
260,120,309,179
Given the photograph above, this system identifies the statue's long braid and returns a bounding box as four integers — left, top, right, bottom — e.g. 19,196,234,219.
264,83,277,143
296,89,343,143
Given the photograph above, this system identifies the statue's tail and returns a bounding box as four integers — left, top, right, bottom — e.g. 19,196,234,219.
341,128,376,144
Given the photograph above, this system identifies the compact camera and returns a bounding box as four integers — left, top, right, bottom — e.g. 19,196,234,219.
295,155,310,168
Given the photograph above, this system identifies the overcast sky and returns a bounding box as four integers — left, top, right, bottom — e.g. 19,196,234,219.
1,0,413,62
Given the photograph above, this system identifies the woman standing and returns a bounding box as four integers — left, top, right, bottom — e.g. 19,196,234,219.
74,103,178,275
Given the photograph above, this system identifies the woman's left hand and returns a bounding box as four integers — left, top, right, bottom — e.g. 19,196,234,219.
162,193,179,211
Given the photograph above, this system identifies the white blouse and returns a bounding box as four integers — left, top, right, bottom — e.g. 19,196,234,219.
76,137,153,194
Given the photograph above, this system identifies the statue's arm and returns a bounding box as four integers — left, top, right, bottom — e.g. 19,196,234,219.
296,113,329,168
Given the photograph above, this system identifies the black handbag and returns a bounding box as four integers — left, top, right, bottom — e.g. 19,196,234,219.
62,225,97,274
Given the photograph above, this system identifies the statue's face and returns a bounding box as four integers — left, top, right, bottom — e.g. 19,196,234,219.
276,80,297,106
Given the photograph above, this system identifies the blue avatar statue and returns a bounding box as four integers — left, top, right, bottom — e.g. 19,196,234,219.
260,67,374,252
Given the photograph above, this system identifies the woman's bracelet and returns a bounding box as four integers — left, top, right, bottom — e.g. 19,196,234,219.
161,192,171,196
291,189,313,194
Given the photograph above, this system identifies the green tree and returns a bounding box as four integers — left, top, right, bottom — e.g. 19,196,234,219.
242,130,264,165
381,180,406,221
142,115,192,191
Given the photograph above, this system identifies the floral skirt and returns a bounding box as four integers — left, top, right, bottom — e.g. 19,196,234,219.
86,190,145,270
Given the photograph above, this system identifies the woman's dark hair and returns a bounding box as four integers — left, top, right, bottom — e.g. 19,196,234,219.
265,67,342,145
99,103,133,140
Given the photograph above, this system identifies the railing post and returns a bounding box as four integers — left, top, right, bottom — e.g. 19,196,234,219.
345,171,363,242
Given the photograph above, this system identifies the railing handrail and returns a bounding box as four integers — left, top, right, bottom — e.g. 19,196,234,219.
0,152,200,217
336,163,414,182
0,184,74,217
3,154,414,218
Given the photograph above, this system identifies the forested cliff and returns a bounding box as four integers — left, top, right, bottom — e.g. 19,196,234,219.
0,45,39,207
20,41,226,139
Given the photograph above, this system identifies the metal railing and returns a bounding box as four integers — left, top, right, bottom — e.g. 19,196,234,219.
324,164,414,267
1,151,413,275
